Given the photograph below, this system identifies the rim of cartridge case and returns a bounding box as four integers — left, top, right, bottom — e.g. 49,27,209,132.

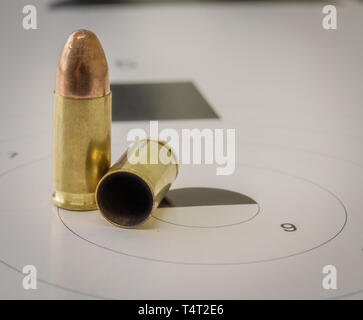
95,170,156,228
52,191,97,211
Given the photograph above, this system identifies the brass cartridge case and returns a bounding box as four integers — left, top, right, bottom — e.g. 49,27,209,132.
52,30,111,211
96,139,179,227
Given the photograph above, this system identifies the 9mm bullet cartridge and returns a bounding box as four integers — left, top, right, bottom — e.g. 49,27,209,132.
52,29,111,211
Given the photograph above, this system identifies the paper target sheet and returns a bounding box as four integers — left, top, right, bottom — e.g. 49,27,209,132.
0,0,362,299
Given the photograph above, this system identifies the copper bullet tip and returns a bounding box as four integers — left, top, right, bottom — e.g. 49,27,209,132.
55,29,110,98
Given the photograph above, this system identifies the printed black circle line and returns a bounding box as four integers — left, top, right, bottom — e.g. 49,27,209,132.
1,117,363,169
0,156,348,264
0,156,110,299
236,139,363,169
151,201,260,228
0,152,356,300
58,164,347,266
0,256,109,300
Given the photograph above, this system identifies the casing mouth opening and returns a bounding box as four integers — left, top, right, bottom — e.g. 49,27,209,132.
96,171,154,227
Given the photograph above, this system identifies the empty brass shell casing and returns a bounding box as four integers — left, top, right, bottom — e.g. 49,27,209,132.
52,30,111,211
96,139,179,227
